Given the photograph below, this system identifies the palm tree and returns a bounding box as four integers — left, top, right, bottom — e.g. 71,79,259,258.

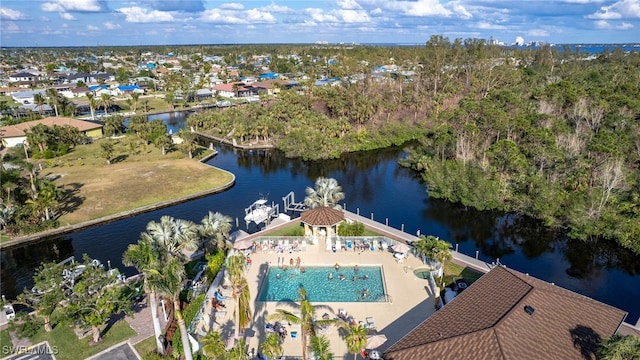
226,253,252,339
259,333,283,360
304,177,345,210
152,257,194,360
597,334,640,360
200,211,233,253
227,338,249,360
46,88,60,116
86,92,98,120
122,235,165,355
200,331,226,359
414,235,452,266
100,93,113,116
339,322,368,360
33,93,46,115
310,334,334,360
177,128,198,159
268,288,336,360
146,215,200,262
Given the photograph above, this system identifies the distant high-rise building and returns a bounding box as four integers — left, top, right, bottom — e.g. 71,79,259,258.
515,36,525,46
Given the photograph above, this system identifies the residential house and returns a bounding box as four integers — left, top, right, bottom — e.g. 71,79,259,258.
114,85,144,96
9,71,39,83
212,82,254,98
60,87,91,98
10,89,46,104
0,116,104,148
383,266,627,360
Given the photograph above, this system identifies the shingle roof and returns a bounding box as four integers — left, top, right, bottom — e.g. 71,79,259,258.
383,266,627,360
0,117,103,138
300,206,344,226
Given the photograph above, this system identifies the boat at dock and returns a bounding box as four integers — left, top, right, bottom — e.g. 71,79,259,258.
244,199,278,226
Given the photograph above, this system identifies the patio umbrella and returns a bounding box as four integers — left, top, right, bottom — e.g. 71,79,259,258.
366,334,388,349
233,238,254,250
392,242,410,253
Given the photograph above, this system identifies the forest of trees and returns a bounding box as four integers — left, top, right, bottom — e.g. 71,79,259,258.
187,38,640,254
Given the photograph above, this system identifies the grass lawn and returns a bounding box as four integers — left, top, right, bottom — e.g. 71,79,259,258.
29,320,135,360
39,136,234,225
0,329,13,356
441,260,484,288
133,336,157,357
262,221,384,237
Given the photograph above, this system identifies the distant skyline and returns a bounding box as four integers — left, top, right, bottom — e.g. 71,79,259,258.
1,0,639,47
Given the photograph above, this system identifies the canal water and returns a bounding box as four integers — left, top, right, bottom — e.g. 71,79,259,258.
1,112,638,323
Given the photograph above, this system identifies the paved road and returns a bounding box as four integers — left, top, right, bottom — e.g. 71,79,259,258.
85,342,139,360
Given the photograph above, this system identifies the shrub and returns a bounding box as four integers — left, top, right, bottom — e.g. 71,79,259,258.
171,294,206,358
338,222,365,236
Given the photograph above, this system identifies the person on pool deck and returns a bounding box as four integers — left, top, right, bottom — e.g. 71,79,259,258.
296,256,301,268
289,258,294,267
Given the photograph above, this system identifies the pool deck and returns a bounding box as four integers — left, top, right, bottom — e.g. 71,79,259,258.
209,240,435,359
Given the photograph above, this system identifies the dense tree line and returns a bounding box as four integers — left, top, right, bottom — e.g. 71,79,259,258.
185,38,639,253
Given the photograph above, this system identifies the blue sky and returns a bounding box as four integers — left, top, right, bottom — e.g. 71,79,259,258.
1,0,639,47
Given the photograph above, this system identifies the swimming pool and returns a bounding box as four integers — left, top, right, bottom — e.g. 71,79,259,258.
258,266,387,302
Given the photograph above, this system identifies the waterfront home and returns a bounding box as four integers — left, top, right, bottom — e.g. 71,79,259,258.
0,116,104,148
383,266,627,360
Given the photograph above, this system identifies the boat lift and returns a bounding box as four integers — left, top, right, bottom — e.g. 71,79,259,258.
282,191,306,213
244,199,279,228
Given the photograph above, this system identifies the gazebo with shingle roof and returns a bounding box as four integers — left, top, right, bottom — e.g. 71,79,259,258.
300,206,345,245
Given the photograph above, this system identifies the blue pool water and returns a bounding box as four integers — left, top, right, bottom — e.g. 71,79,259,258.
258,266,386,302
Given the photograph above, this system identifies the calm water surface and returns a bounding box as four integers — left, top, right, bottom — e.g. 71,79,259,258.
1,112,638,323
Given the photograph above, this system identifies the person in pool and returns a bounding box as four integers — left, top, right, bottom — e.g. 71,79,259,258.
339,274,345,281
328,272,334,280
276,273,281,279
335,263,340,271
354,265,359,272
363,274,369,280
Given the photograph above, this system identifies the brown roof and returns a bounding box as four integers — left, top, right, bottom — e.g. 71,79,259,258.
383,266,627,360
0,117,103,138
300,206,344,226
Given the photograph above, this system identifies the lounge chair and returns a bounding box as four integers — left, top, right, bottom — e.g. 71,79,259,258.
301,240,307,251
366,317,376,330
346,240,353,251
335,239,341,252
338,308,347,320
381,240,388,251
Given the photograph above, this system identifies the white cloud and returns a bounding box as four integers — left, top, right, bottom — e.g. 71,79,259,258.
221,3,244,10
87,25,99,31
337,0,362,10
60,12,75,20
1,7,28,20
449,1,472,19
260,3,294,13
200,9,246,24
1,21,20,33
588,0,640,19
304,7,370,23
41,0,104,12
563,0,605,3
104,21,121,29
117,6,174,23
617,21,634,28
595,19,612,28
385,0,451,17
476,22,505,30
306,8,339,22
336,9,370,23
246,9,276,23
371,8,383,15
528,29,549,36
